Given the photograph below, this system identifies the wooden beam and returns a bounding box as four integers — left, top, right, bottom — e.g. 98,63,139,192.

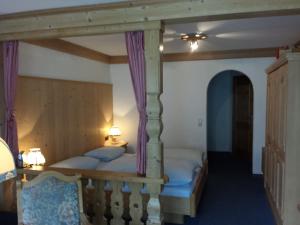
23,39,111,63
0,0,300,41
110,48,277,64
163,47,277,62
110,55,129,64
22,38,277,64
0,21,162,42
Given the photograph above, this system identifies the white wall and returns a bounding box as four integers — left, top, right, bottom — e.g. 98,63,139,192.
110,65,138,153
19,42,111,83
110,57,275,174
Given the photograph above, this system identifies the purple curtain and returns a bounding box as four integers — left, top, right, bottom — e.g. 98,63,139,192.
125,31,147,176
3,41,19,159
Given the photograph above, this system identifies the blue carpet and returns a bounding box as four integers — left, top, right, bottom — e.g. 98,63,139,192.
0,153,275,225
0,212,17,225
167,152,276,225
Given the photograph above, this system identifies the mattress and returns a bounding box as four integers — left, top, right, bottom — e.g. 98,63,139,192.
102,167,201,198
96,153,199,186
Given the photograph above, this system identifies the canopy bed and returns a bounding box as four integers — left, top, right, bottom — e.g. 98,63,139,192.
13,74,208,224
19,147,208,224
0,1,298,225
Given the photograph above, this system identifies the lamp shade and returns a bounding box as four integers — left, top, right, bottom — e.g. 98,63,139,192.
25,148,46,165
108,126,121,136
0,138,16,183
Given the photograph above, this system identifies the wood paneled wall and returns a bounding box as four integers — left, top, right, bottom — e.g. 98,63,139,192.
15,76,113,165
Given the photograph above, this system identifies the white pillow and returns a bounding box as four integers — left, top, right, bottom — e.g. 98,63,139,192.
164,157,196,186
51,156,100,170
84,147,125,162
164,148,205,167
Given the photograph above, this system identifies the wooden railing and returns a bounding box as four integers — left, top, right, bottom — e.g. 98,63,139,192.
17,167,167,225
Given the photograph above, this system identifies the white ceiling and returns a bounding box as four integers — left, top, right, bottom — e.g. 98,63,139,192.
1,1,300,55
63,15,300,55
0,0,127,15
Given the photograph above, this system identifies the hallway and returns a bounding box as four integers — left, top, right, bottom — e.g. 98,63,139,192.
168,152,276,225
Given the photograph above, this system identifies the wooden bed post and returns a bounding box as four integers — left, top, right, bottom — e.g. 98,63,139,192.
144,21,164,225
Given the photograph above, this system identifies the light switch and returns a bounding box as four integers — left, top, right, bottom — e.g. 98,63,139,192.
198,118,203,127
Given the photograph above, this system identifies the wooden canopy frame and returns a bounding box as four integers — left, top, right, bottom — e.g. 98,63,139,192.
1,0,300,224
0,0,300,40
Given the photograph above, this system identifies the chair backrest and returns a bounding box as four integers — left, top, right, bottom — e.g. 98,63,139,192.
17,171,83,225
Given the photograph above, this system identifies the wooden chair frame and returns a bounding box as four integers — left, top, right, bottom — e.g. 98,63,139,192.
16,171,91,225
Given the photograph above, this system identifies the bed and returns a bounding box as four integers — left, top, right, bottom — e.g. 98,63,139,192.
50,147,208,224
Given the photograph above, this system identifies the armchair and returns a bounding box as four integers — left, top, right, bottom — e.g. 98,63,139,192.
17,171,91,225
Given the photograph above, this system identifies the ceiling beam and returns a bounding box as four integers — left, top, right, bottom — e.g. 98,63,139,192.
163,48,277,62
23,39,111,63
110,48,277,64
23,38,277,64
0,0,300,41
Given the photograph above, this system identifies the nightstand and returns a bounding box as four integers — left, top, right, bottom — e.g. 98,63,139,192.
104,140,128,149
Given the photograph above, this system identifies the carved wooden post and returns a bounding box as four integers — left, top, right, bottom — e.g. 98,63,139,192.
144,22,164,225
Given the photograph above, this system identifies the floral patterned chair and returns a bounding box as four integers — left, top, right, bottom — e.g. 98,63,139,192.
17,171,91,225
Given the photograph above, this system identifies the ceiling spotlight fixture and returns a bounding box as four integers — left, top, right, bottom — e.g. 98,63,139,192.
159,44,164,52
181,33,208,51
190,41,199,52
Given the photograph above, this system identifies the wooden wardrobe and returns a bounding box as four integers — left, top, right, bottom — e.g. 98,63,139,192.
263,52,300,225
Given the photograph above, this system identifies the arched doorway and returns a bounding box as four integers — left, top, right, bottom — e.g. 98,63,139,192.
207,70,254,169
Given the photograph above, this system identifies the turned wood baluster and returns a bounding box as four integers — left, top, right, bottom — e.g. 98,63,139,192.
128,182,144,225
94,180,106,225
110,181,125,225
85,179,96,222
146,184,162,225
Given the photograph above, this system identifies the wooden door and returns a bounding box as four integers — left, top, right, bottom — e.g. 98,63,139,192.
232,76,253,162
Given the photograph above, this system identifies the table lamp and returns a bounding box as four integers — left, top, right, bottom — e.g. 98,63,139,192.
24,148,46,167
0,138,16,183
108,126,121,144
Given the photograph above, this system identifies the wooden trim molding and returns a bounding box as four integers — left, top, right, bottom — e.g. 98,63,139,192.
110,48,277,64
0,0,300,41
24,37,277,64
163,48,277,62
23,39,111,63
110,55,129,64
23,38,277,63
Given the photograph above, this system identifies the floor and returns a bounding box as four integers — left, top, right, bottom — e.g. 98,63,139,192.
167,152,276,225
1,152,275,225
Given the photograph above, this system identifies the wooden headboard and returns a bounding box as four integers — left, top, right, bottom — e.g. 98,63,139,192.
15,76,113,165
